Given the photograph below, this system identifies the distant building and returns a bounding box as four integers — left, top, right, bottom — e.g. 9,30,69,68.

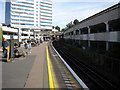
4,0,52,41
64,3,120,50
1,24,19,40
52,28,58,33
63,3,120,87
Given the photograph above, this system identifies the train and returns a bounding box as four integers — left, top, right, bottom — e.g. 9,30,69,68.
61,3,120,89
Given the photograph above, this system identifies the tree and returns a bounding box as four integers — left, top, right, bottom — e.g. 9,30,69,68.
66,21,73,28
52,26,54,29
55,26,60,32
73,19,79,25
61,28,65,31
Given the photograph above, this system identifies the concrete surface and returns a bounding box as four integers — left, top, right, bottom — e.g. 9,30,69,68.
2,42,49,88
24,42,49,88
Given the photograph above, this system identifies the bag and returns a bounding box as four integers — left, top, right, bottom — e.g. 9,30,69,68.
4,46,8,49
25,44,28,49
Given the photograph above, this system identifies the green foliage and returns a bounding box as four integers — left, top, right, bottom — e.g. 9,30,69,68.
61,28,65,31
55,26,60,32
18,42,23,44
66,21,73,28
52,26,54,29
73,19,79,25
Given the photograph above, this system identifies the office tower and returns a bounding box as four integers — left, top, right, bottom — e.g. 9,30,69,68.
5,0,52,29
4,0,52,41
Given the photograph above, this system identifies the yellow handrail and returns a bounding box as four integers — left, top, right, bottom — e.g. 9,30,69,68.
6,45,11,62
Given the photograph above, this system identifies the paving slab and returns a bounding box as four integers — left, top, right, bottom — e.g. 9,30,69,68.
2,55,36,88
2,42,49,88
24,42,49,88
48,41,82,89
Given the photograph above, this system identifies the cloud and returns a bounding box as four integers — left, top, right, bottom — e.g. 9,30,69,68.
0,1,5,24
53,0,120,3
52,1,118,28
0,0,28,2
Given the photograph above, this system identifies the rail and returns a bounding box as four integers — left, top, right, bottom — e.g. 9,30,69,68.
52,41,120,90
51,41,89,89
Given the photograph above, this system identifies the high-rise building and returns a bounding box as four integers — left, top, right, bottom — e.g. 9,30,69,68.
4,0,52,41
5,0,52,29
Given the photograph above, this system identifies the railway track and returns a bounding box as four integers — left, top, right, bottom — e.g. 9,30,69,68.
53,42,119,90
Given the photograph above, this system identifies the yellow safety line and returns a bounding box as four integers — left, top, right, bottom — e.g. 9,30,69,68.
7,45,11,62
46,46,54,89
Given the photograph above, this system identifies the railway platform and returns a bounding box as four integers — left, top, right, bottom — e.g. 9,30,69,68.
1,41,86,89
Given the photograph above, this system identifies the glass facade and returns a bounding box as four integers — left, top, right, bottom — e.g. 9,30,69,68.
5,0,52,30
5,2,11,25
11,4,34,9
40,0,52,29
8,0,34,27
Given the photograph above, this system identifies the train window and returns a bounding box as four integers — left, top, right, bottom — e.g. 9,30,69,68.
81,27,88,34
76,30,79,35
3,32,8,35
71,31,73,35
108,18,120,31
90,23,106,33
109,42,120,59
112,60,120,75
69,32,70,35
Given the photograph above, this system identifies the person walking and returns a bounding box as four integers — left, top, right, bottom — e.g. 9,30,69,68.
2,37,9,58
27,41,31,54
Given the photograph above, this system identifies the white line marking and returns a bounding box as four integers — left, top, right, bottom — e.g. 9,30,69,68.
51,41,89,90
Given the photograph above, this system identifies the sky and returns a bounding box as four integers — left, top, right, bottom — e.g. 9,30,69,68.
0,0,119,29
0,0,5,24
53,0,119,29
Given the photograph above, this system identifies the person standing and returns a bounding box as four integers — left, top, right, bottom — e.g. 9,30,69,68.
27,40,31,54
2,37,9,58
24,38,28,49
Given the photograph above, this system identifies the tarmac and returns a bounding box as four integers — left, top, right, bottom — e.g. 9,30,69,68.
1,41,82,89
2,42,49,88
